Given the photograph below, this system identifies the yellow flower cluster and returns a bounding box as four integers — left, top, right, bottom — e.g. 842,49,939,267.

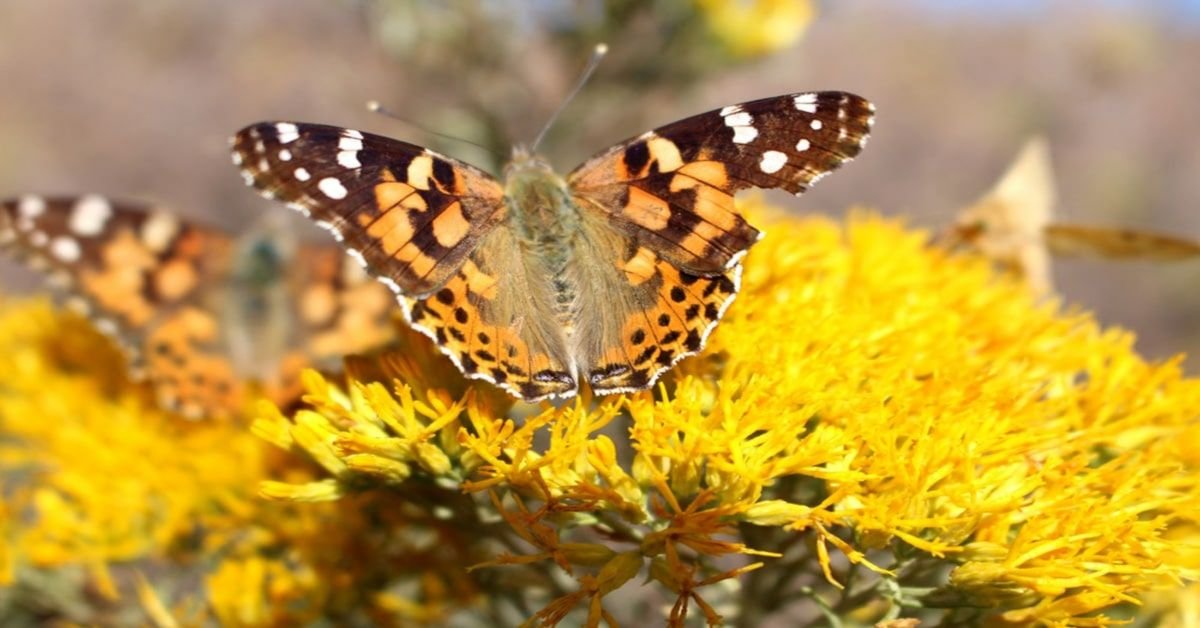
1,201,1197,626
693,0,815,57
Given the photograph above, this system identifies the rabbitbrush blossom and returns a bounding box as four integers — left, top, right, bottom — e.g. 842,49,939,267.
0,198,1197,626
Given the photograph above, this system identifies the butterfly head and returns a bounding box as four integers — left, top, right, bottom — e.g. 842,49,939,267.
507,145,552,171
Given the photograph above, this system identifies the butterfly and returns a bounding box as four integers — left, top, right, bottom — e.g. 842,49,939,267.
943,137,1200,295
0,195,397,418
232,91,874,402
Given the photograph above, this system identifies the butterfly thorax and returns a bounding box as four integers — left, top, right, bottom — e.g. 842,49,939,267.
504,149,585,326
504,151,580,269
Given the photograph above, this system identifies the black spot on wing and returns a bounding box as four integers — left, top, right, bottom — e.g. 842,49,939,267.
623,141,650,176
432,157,458,192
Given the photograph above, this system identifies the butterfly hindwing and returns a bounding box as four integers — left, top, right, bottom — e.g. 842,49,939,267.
232,122,509,297
569,91,874,274
400,226,577,401
565,209,740,393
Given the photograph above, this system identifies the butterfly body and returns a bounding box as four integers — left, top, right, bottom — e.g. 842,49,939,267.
232,91,875,401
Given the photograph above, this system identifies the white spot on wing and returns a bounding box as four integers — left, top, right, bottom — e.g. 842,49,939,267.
379,276,402,296
731,125,758,144
50,236,81,262
278,148,292,161
318,177,348,199
795,138,811,152
724,111,752,127
141,211,181,253
294,167,311,181
345,248,368,269
343,129,364,140
337,150,361,169
794,93,819,114
759,150,788,174
724,110,757,145
314,220,344,242
276,123,300,144
18,195,46,219
338,136,363,152
719,104,743,117
69,195,112,236
810,119,823,131
285,201,311,217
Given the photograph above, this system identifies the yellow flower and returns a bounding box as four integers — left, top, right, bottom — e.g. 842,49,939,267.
3,193,1198,625
248,199,1199,625
694,0,816,57
0,301,267,568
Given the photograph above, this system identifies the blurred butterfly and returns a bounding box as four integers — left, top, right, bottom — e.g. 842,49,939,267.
0,195,397,418
943,137,1200,294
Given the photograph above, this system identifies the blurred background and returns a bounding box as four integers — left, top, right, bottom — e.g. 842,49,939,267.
1,0,1198,365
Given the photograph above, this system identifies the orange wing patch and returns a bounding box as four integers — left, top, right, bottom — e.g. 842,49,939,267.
144,307,242,418
587,248,739,393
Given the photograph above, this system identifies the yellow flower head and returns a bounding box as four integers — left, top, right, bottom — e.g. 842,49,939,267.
2,195,1197,625
694,0,816,57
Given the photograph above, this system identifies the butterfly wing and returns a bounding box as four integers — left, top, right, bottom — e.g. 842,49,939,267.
232,123,577,401
229,242,398,406
1044,225,1200,261
566,91,874,393
565,213,740,394
232,122,509,297
290,243,397,359
0,195,242,418
568,91,874,274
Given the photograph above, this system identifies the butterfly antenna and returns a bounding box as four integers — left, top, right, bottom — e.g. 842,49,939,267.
531,42,608,153
366,100,503,161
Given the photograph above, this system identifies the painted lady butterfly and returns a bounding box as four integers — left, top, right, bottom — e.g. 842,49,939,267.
0,195,396,418
232,91,874,401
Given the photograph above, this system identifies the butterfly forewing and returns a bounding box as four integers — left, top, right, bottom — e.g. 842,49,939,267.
232,121,582,401
568,91,874,274
232,122,508,297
